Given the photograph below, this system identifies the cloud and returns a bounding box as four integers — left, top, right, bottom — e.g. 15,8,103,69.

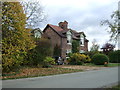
39,0,118,50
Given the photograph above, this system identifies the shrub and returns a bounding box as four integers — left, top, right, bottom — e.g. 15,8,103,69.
91,54,109,65
43,57,55,68
69,53,91,65
85,51,99,59
53,44,61,57
108,50,120,63
27,38,53,66
27,49,45,66
72,40,79,53
84,55,91,63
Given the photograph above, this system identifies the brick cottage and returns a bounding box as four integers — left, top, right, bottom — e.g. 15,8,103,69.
42,21,89,60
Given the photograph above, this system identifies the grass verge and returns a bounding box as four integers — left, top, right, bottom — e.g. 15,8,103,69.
1,66,83,80
106,84,120,90
83,63,120,67
1,63,119,80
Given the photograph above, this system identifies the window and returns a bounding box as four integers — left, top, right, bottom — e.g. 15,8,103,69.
34,30,41,38
80,34,84,46
80,50,85,53
66,49,72,57
67,40,69,43
67,31,72,45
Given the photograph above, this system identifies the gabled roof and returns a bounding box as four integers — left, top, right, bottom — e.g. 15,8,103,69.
43,24,86,39
43,24,66,38
31,28,43,34
48,24,63,32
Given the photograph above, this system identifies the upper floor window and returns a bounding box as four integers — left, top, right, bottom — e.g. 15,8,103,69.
34,30,41,38
67,31,72,45
80,34,84,46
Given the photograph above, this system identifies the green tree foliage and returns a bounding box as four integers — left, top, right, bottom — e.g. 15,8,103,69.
101,10,118,42
108,50,120,63
2,2,35,72
72,40,79,53
53,44,61,57
27,38,53,66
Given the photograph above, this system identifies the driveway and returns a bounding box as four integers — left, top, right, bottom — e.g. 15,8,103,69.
2,67,119,88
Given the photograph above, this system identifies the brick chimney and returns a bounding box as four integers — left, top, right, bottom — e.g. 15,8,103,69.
58,21,68,30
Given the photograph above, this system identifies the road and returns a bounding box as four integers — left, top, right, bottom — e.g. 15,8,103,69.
2,67,119,88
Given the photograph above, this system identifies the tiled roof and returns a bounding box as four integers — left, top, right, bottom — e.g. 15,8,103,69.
44,24,86,39
48,24,63,32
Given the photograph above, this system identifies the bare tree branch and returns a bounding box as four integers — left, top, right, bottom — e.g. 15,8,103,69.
21,1,47,28
100,10,118,43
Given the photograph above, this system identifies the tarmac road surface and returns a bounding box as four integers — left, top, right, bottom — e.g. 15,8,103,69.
2,67,119,88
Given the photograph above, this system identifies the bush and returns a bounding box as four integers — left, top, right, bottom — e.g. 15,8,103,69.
27,49,45,66
69,53,91,65
108,50,120,63
43,57,55,68
27,38,53,66
53,44,61,57
72,40,79,53
85,51,99,59
91,54,109,65
84,55,91,63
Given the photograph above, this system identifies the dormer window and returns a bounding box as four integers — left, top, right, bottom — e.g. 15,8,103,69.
34,30,41,38
33,28,42,38
67,31,72,45
80,34,84,46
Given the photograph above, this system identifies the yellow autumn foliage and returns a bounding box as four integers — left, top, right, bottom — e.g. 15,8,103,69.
69,53,91,65
2,2,35,72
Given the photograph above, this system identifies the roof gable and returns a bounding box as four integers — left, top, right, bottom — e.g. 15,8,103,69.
43,23,87,39
43,24,66,38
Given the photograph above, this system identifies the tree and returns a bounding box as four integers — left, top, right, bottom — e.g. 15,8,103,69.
27,38,53,66
2,2,35,72
88,39,100,58
72,40,79,53
53,44,61,57
22,1,46,28
101,43,115,55
90,39,99,52
101,10,118,42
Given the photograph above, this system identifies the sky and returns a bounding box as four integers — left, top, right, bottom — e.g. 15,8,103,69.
36,0,118,50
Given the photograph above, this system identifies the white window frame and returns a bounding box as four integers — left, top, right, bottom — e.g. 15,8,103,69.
80,50,85,53
66,49,72,57
80,34,84,46
67,31,72,45
34,30,41,38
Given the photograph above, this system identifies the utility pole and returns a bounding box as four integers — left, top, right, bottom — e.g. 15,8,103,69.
118,1,120,50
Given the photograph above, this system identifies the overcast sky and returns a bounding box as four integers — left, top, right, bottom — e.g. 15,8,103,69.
38,0,118,50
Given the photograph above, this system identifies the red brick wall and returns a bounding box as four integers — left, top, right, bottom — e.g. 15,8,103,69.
43,27,88,59
43,27,61,48
80,40,88,52
61,38,72,59
43,27,72,59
